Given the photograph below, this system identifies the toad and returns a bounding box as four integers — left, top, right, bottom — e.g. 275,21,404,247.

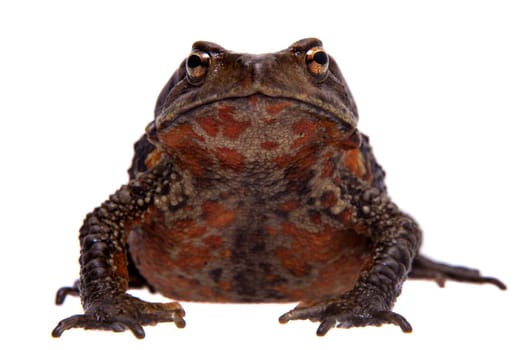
52,38,505,338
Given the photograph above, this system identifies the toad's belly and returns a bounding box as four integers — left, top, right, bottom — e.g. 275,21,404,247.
128,204,372,302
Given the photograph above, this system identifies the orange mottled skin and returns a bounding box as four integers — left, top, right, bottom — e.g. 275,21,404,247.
53,38,505,339
139,94,372,303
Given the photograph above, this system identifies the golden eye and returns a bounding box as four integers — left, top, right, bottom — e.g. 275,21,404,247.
305,46,329,80
186,50,210,85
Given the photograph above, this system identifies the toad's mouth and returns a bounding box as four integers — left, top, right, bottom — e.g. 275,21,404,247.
150,92,357,136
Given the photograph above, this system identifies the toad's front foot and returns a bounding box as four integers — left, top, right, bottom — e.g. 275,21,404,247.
279,294,412,336
52,294,185,339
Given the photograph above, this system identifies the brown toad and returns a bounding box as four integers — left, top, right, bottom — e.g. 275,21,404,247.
52,38,505,338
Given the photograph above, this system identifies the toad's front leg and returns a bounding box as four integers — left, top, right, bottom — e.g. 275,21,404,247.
52,162,185,339
280,188,421,336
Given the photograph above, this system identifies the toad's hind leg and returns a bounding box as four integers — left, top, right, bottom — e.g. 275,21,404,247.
408,254,506,290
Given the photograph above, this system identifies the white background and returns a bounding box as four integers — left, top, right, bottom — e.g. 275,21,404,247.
1,1,523,349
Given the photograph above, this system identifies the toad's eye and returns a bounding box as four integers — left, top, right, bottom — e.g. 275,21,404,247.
186,50,210,85
305,46,329,81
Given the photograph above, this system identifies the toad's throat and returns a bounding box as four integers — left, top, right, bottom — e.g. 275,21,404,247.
154,96,356,178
